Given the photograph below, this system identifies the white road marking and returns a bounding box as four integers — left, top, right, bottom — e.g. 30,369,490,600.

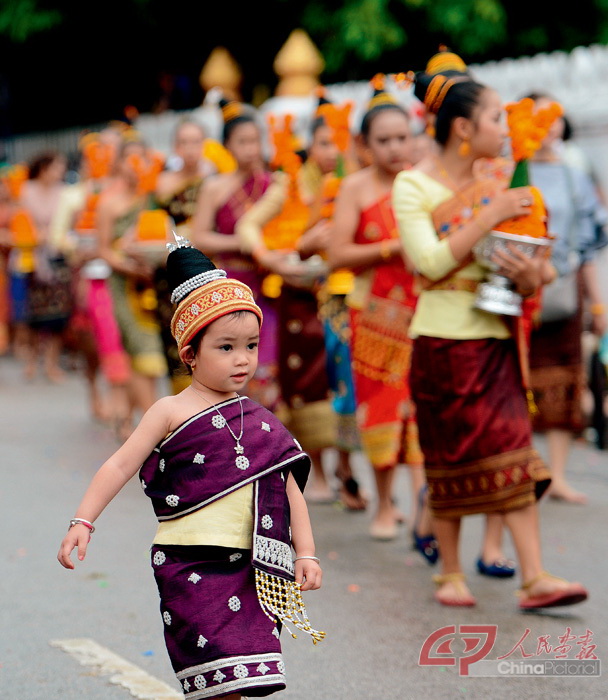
50,638,182,699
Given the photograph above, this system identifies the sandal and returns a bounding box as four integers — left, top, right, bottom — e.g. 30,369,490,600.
432,572,477,607
477,556,516,578
412,485,439,565
338,476,368,511
518,571,588,610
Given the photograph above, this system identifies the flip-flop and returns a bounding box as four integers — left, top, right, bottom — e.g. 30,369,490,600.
518,572,588,610
433,572,477,607
519,584,588,610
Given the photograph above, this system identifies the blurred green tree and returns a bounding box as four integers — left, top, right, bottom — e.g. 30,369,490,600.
0,0,605,133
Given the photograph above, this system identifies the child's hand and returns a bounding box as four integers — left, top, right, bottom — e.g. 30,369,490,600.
295,559,322,592
57,524,91,569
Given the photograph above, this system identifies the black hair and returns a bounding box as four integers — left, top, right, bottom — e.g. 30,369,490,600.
219,98,257,144
166,244,216,295
310,115,328,137
28,149,65,179
414,73,486,146
360,103,409,142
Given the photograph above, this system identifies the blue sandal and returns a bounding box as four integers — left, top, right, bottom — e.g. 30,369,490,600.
412,485,439,565
476,556,516,578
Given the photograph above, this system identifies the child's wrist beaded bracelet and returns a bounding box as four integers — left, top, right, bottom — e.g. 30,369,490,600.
69,518,95,533
293,555,320,563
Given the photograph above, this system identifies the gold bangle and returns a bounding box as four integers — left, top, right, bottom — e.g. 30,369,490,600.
379,240,392,260
590,303,606,316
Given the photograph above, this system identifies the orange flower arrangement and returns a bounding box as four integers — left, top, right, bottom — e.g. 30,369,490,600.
314,89,353,154
126,150,166,196
202,138,237,174
506,97,563,163
9,209,38,247
1,163,29,201
74,192,100,233
134,209,171,242
80,135,115,180
262,113,310,252
9,209,38,273
495,97,564,239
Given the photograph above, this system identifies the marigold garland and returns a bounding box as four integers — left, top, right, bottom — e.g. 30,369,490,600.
506,97,563,162
1,163,28,200
126,150,165,196
263,113,309,252
202,138,237,174
496,97,564,239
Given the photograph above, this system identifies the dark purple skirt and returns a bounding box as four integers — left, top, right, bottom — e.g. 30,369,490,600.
151,545,285,698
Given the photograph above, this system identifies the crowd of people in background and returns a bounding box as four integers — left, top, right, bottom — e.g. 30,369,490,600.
3,47,608,611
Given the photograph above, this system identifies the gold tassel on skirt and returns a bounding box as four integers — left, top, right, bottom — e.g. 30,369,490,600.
255,569,326,644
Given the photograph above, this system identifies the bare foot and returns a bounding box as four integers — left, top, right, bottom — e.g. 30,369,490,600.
433,573,476,606
91,397,111,423
24,362,37,381
548,483,588,504
370,509,398,540
305,484,335,504
45,366,66,384
338,480,368,511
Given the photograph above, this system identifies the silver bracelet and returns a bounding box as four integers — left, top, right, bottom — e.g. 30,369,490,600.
69,518,95,533
293,555,320,563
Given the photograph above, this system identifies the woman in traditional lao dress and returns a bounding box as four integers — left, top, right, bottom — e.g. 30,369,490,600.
327,77,426,540
97,136,168,439
190,97,280,410
19,149,71,382
393,67,587,609
154,119,215,394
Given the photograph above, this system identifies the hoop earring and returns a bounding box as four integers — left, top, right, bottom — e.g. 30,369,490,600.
458,139,470,157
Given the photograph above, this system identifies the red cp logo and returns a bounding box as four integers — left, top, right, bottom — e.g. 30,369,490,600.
419,625,498,676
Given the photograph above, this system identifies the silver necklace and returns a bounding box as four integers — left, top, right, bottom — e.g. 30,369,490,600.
190,386,249,469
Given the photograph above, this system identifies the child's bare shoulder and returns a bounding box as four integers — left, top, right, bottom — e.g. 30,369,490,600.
144,394,182,426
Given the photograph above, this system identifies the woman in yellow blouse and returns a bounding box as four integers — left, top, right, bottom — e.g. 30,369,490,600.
392,68,588,610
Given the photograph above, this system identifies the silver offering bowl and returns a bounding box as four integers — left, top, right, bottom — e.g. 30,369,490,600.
472,230,552,317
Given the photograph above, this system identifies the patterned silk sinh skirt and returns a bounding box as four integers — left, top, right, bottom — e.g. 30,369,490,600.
529,277,586,434
410,336,551,519
151,544,285,699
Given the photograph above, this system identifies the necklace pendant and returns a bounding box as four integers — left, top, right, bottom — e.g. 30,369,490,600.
234,443,245,454
235,454,250,470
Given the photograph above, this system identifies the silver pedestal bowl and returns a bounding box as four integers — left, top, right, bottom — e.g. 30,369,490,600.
472,230,552,317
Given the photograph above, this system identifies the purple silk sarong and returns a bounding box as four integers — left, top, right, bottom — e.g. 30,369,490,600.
140,397,310,698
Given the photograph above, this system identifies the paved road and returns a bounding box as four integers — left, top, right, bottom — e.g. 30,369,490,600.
2,355,607,700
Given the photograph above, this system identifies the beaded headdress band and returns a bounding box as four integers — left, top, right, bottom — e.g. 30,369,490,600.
167,234,263,352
